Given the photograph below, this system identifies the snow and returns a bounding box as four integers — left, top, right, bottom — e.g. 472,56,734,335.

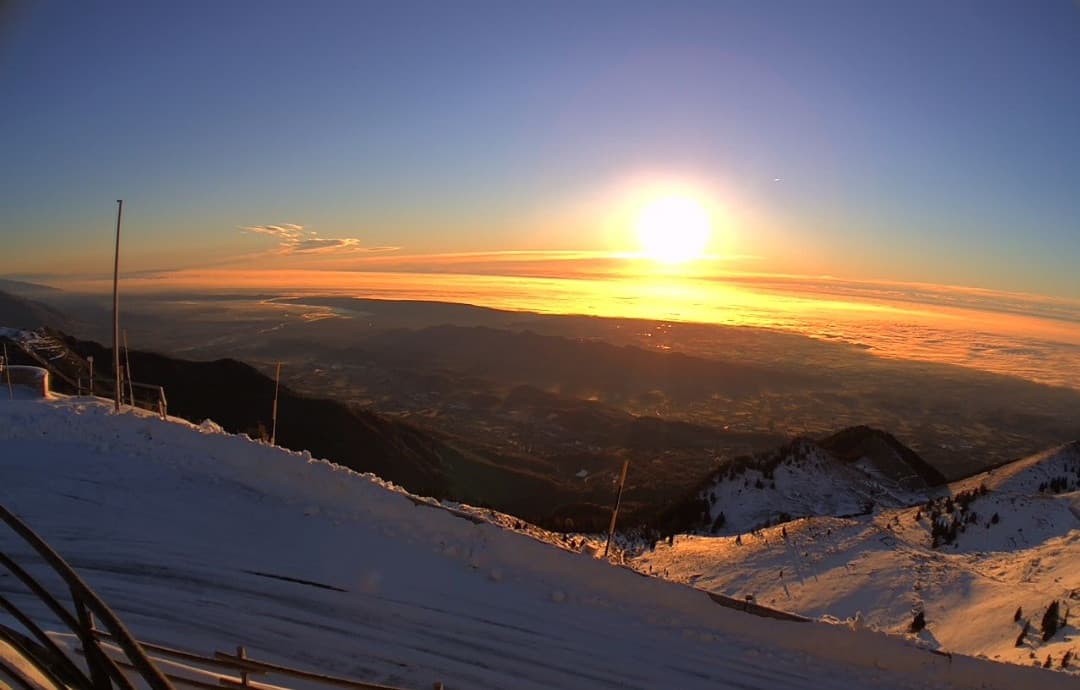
636,447,1080,675
0,365,50,399
698,439,924,535
1,397,1075,689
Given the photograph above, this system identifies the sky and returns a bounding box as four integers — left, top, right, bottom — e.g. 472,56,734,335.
2,0,1080,301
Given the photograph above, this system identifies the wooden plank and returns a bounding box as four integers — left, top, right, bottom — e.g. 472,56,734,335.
108,657,235,690
212,652,410,690
91,630,264,674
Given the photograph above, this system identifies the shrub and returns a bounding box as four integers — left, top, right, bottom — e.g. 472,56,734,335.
1042,601,1061,642
1015,621,1030,647
712,511,726,532
909,610,926,632
1014,606,1022,622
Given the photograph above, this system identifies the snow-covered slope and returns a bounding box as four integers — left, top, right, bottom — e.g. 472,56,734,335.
635,442,1080,675
690,436,930,536
968,441,1080,496
1,398,1073,689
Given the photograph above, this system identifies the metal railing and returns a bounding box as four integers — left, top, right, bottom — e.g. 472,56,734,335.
0,502,443,690
84,631,444,690
0,502,174,689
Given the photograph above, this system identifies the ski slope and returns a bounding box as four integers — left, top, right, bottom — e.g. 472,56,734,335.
0,396,1073,689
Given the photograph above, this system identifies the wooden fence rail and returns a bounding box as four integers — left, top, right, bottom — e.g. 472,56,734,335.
87,629,437,690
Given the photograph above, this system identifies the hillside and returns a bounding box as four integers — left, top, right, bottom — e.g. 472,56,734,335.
0,327,764,530
1,395,1074,689
658,429,939,536
0,289,70,331
634,442,1080,674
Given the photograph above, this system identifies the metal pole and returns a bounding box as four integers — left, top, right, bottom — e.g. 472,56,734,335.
603,460,630,558
270,362,281,444
112,199,123,412
3,344,12,400
123,329,135,407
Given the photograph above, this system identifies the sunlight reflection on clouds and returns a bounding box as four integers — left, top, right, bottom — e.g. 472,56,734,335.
61,268,1080,391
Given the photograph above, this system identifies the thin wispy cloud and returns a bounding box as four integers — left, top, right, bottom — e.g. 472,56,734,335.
242,223,306,240
240,223,398,255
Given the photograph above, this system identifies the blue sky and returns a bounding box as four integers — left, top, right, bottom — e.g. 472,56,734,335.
2,1,1079,297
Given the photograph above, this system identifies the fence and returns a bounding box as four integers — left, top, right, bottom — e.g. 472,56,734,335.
2,335,167,418
84,631,444,690
0,502,441,690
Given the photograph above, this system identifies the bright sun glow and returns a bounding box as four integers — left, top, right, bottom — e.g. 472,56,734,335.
635,195,711,263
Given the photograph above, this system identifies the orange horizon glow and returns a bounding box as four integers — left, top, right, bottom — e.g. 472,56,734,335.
40,260,1080,391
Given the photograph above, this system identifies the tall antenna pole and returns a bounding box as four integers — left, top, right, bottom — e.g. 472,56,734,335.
112,199,123,412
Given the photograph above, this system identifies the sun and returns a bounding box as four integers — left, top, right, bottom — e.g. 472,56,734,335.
635,195,711,263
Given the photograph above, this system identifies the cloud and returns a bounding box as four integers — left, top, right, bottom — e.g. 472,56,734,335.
242,223,306,240
291,237,362,253
240,223,397,255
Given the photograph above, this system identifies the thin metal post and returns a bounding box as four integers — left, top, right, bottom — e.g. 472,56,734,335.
603,460,630,558
88,356,94,397
3,344,12,399
112,199,123,412
270,362,281,445
123,329,135,407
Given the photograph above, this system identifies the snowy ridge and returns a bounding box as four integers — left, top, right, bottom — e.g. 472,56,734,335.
1,397,1075,689
962,441,1080,496
636,441,1080,675
696,438,925,536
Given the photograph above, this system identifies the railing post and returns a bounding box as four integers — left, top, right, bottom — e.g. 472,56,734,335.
237,646,249,687
73,591,114,689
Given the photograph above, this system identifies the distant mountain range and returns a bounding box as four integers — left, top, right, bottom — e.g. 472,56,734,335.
0,278,60,296
0,289,71,332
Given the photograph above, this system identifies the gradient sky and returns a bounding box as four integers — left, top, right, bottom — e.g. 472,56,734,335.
2,1,1079,297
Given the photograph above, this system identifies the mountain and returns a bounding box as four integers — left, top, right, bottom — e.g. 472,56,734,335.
633,440,1080,674
0,394,1071,689
819,426,948,488
0,289,71,331
659,429,938,536
905,440,1080,552
0,278,61,296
